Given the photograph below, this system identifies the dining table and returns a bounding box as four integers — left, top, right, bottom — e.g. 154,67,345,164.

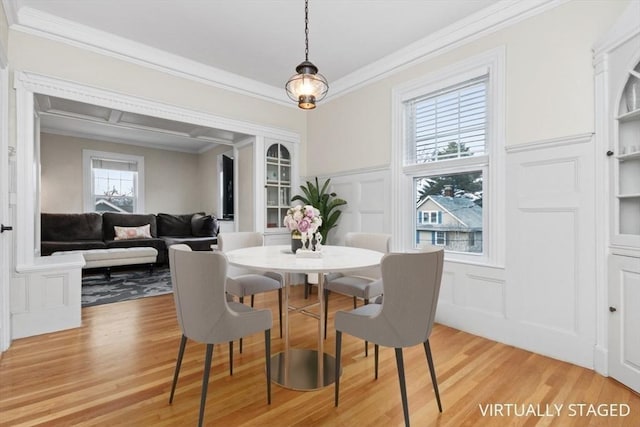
225,244,384,391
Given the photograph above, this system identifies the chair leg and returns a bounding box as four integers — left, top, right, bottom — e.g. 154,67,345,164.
304,275,310,299
278,288,283,338
239,296,244,354
198,344,214,427
423,340,443,412
169,334,187,404
364,299,369,357
324,289,330,339
374,344,379,379
335,330,342,407
229,341,233,376
265,329,272,404
395,348,410,427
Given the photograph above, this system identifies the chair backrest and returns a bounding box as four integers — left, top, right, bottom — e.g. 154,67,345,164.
344,232,391,280
378,246,444,347
217,232,264,277
169,244,238,343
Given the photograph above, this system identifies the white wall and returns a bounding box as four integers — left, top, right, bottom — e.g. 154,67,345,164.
304,0,629,371
307,0,627,175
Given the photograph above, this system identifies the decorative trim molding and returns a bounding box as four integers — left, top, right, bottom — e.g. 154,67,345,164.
592,0,640,59
14,71,300,143
505,133,594,154
307,164,390,181
330,0,567,99
7,0,566,105
11,6,290,106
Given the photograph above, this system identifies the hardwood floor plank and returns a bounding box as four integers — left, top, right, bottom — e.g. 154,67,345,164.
1,286,638,426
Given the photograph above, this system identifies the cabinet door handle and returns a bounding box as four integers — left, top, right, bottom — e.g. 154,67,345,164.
609,306,617,313
606,150,614,156
0,224,12,233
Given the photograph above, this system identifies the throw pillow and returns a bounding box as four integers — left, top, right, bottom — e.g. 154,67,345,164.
114,224,152,240
157,213,196,236
191,214,215,237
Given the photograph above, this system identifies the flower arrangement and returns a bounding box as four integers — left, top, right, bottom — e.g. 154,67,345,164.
283,204,322,235
283,204,323,253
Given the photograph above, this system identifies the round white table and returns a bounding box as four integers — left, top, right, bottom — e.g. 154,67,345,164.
225,244,384,390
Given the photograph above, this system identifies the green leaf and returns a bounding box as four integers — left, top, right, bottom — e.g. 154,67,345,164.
289,177,348,244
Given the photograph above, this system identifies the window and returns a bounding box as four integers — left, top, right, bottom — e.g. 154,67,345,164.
392,48,504,263
415,171,483,253
406,76,487,166
83,150,144,213
408,76,487,255
419,211,440,224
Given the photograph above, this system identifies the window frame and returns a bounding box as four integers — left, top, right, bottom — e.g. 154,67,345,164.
434,230,447,246
82,150,145,214
391,47,505,267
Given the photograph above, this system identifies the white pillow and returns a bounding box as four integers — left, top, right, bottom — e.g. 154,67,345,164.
114,224,151,240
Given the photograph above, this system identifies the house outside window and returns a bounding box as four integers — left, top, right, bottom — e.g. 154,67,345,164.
392,48,505,263
83,150,145,213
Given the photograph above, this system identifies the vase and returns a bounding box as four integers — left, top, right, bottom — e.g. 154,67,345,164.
291,232,303,253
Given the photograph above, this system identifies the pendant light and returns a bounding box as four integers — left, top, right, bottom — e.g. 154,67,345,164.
285,0,328,109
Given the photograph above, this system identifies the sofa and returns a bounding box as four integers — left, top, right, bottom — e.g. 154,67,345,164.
41,212,219,265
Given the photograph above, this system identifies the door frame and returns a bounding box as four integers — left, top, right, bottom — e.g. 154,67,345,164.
0,64,10,352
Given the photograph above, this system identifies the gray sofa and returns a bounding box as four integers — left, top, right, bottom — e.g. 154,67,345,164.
41,212,219,265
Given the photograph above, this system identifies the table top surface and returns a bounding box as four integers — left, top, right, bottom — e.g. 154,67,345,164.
225,245,384,273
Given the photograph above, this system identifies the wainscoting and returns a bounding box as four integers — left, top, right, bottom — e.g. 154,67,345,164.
319,133,599,370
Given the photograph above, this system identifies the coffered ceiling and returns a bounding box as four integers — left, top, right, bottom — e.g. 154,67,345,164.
35,94,249,153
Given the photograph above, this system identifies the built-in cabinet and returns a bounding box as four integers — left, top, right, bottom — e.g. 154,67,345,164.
594,1,640,393
614,62,640,242
265,142,292,230
262,139,297,246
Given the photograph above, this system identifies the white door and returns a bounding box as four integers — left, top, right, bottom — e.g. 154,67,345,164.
608,254,640,392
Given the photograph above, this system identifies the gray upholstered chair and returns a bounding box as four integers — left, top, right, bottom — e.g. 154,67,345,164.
168,244,272,427
334,247,445,427
217,232,283,350
323,232,391,347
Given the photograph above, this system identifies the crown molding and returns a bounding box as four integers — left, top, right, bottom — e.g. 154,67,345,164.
11,5,293,106
7,0,566,106
592,0,640,59
327,0,568,99
14,70,301,143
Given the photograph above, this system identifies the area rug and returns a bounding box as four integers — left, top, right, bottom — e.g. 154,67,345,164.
82,267,173,307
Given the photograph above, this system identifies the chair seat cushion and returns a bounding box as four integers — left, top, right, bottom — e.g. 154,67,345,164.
226,274,282,297
326,276,383,299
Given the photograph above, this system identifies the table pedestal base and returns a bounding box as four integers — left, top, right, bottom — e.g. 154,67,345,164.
271,349,340,390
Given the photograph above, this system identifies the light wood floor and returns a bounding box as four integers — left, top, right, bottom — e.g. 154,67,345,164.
1,286,638,427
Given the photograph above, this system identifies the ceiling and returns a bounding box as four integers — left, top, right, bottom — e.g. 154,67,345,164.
8,0,537,152
35,94,250,153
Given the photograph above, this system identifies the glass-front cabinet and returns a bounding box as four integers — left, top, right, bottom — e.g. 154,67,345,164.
615,60,640,241
265,142,292,230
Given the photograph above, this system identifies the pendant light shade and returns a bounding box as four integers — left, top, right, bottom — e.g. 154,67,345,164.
285,0,328,109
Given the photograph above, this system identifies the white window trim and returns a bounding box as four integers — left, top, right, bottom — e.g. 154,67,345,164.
82,150,145,213
420,210,440,224
391,46,505,267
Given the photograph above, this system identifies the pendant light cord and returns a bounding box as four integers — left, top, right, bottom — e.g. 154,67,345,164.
304,0,309,62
